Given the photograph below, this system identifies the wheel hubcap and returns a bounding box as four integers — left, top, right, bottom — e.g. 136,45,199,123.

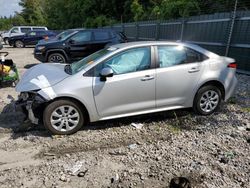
50,105,80,132
200,90,219,113
16,41,23,48
49,55,64,63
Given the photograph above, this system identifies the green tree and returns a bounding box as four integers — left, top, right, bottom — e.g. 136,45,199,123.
19,0,46,25
131,0,145,21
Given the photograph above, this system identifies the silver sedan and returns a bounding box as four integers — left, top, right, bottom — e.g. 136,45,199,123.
16,41,237,134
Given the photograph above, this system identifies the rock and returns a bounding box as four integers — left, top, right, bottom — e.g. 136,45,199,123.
219,157,229,164
237,126,246,131
77,170,88,177
169,177,191,188
60,174,67,182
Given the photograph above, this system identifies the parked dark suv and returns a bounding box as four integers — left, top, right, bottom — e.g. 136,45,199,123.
8,30,56,48
34,29,127,63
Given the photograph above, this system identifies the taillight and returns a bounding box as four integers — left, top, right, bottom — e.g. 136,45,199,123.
227,62,237,68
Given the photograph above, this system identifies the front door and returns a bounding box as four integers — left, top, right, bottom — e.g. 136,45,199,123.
67,31,92,60
93,47,156,118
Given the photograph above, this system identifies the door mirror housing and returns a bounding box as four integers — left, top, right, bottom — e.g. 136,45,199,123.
69,39,75,44
100,67,113,81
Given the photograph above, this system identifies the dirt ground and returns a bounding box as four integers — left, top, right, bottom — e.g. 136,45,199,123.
0,44,249,188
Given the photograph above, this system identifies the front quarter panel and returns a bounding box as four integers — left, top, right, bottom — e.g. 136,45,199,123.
50,73,99,122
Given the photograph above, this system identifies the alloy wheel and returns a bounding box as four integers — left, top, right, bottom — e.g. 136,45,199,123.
199,90,219,113
50,105,80,132
49,54,65,63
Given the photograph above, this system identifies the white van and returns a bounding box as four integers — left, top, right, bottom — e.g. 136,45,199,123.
1,26,48,44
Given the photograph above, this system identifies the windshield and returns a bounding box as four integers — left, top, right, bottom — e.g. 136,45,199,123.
70,48,116,74
56,30,76,40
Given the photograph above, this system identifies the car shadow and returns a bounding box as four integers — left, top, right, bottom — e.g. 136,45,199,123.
86,108,194,131
24,64,38,69
2,101,194,139
2,100,244,140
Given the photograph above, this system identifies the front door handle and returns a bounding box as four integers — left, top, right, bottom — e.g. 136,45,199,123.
141,75,154,81
188,67,200,73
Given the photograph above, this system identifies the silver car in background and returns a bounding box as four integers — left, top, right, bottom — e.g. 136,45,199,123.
16,41,237,134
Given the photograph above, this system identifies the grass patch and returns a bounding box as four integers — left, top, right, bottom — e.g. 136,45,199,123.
168,124,181,134
228,97,237,104
242,107,250,113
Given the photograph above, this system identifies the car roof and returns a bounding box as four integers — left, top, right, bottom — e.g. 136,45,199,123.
111,41,219,58
68,28,115,32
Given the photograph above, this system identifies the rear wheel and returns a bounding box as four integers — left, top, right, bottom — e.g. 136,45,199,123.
48,53,66,63
15,40,25,48
193,85,222,115
43,99,85,135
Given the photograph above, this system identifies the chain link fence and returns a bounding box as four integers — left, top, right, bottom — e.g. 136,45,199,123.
104,0,250,73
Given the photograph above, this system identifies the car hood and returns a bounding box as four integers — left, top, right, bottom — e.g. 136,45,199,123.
38,38,60,45
16,63,70,92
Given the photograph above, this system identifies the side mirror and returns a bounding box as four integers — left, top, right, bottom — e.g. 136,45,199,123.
69,39,75,44
100,67,113,81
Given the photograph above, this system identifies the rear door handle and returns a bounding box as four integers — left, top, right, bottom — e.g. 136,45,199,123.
188,67,200,73
141,75,154,81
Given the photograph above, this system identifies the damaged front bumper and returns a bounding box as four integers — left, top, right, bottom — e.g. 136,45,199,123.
15,92,48,125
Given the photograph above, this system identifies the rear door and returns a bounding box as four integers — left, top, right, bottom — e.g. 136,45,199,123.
155,45,205,108
92,31,111,51
24,31,40,45
67,31,92,60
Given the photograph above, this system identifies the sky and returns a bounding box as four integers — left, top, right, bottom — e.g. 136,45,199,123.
0,0,22,17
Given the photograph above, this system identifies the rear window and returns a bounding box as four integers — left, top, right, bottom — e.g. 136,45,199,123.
20,28,32,33
94,31,110,41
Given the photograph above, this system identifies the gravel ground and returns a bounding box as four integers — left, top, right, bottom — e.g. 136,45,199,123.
0,45,249,188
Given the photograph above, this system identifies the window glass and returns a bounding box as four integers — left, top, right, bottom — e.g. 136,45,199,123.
70,31,91,43
158,46,186,68
186,48,201,63
11,27,19,33
28,31,37,36
94,31,109,40
96,47,151,76
21,28,32,33
33,27,46,31
36,31,46,35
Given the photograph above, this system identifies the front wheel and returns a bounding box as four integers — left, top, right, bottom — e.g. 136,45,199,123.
193,85,222,115
48,53,66,63
43,100,85,135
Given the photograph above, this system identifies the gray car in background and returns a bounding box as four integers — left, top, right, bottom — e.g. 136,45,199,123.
16,41,237,135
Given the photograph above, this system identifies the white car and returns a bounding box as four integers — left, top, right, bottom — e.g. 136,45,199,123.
16,41,238,135
1,26,48,44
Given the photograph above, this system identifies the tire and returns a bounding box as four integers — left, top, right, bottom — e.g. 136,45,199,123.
3,38,9,45
15,40,25,48
43,99,85,135
48,53,66,63
193,85,222,115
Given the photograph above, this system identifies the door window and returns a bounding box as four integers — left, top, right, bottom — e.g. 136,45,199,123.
95,47,151,75
10,27,19,33
70,31,91,43
33,27,46,31
94,31,110,40
28,31,37,36
158,45,202,68
21,28,32,33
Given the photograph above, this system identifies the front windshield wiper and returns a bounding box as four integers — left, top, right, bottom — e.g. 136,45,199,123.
64,64,72,75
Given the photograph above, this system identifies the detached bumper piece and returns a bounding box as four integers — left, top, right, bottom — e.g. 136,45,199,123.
15,92,48,125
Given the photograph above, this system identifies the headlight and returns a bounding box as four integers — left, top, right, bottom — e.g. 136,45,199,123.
37,46,46,51
19,92,29,101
